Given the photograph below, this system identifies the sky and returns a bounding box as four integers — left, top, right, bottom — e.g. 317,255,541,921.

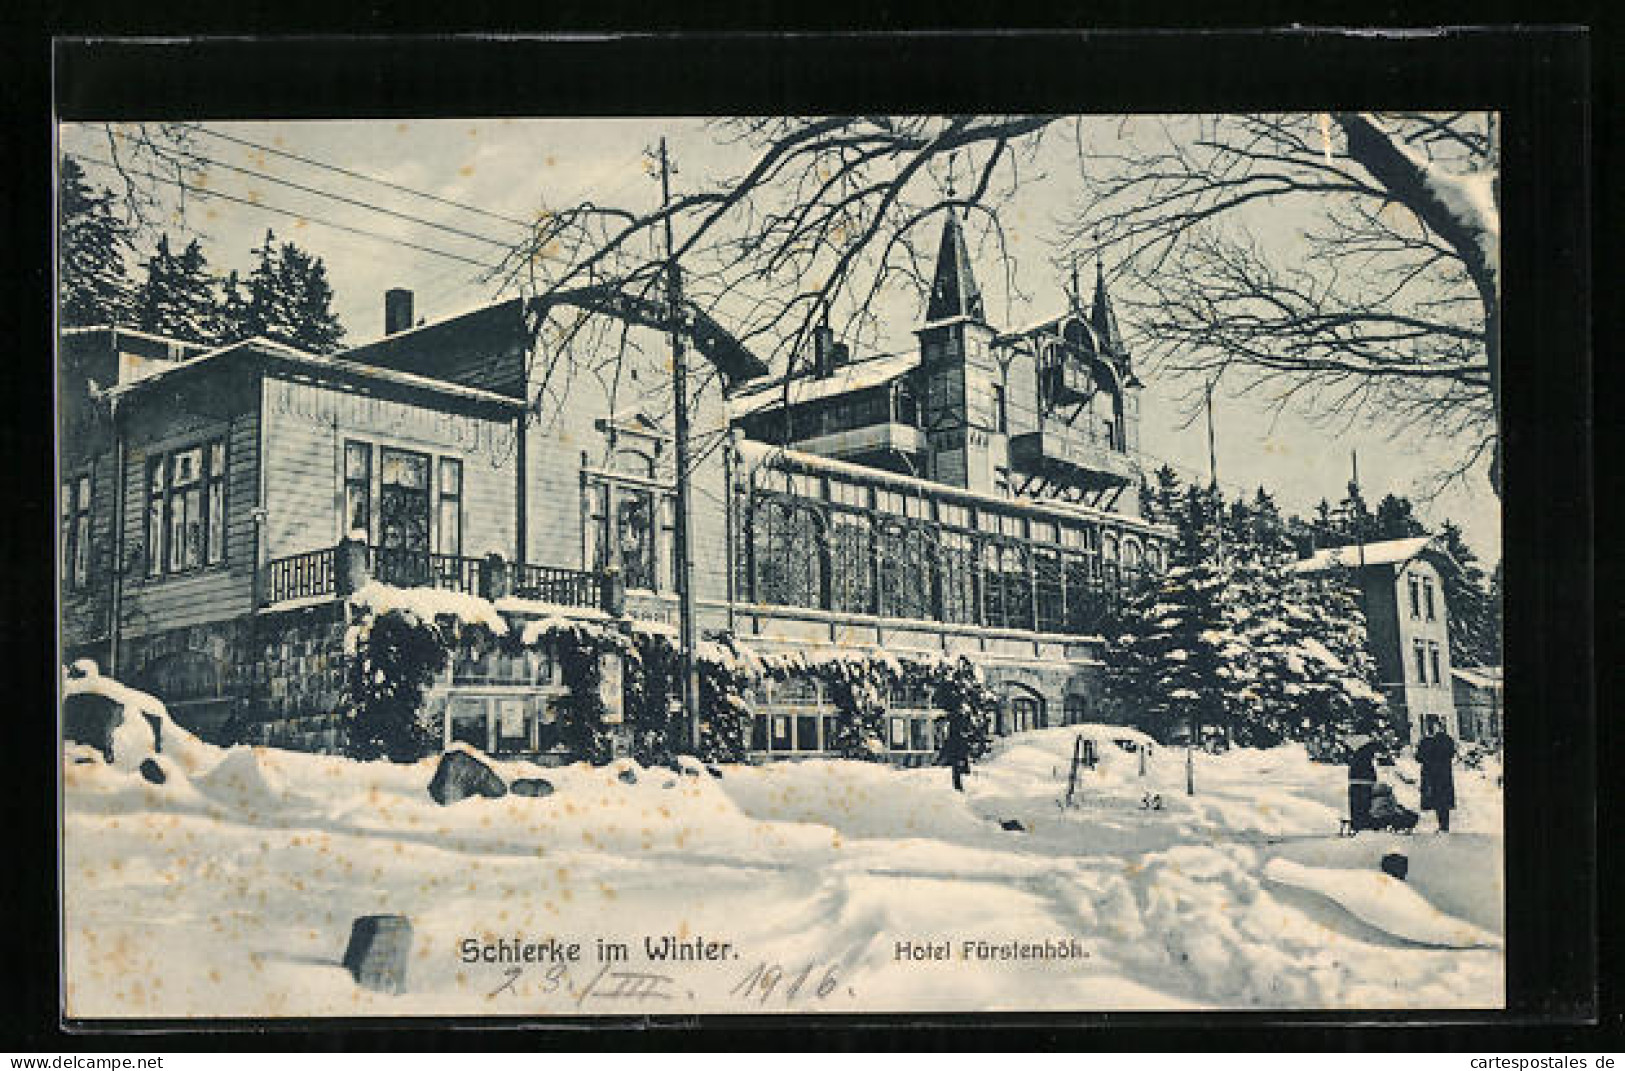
58,117,1501,562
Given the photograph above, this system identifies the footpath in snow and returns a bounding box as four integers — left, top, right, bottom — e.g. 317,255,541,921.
61,675,1504,1018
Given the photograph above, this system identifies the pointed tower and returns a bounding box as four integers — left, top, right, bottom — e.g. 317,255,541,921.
1090,258,1124,356
917,207,1002,492
926,208,987,322
1090,258,1143,465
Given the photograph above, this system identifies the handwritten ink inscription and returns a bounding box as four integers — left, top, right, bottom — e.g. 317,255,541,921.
461,933,851,1008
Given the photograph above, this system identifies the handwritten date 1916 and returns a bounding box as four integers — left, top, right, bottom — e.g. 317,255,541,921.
728,960,849,1006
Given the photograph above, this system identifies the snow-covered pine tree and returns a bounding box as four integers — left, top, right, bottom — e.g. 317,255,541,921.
1289,565,1394,759
133,235,224,345
59,158,136,327
1437,519,1501,669
1106,555,1258,747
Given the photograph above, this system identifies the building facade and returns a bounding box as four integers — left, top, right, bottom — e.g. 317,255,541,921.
58,212,1175,760
1293,536,1460,744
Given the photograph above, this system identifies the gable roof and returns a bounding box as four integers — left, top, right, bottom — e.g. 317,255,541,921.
105,336,524,411
1291,535,1447,574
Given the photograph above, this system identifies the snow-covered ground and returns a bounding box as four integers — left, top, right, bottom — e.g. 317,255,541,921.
62,688,1504,1018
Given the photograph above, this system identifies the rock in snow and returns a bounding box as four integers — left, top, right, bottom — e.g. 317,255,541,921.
427,749,508,805
510,777,555,798
342,915,413,995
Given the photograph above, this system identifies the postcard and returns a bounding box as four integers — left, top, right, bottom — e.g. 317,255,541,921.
58,99,1508,1019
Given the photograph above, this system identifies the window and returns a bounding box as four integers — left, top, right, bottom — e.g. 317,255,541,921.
143,438,227,576
1427,641,1442,686
992,383,1008,433
752,500,827,609
829,512,873,613
61,473,92,588
584,474,676,593
344,441,372,539
1408,573,1422,619
436,457,463,557
1414,639,1429,683
379,448,431,553
1423,576,1437,622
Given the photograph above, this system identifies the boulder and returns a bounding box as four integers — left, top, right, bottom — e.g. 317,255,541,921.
1380,852,1409,882
616,767,638,786
999,819,1027,832
138,757,167,785
63,692,122,764
705,764,724,780
427,749,507,805
342,914,413,994
510,777,555,798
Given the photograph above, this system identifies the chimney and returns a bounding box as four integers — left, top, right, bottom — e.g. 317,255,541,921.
384,288,415,336
811,324,836,378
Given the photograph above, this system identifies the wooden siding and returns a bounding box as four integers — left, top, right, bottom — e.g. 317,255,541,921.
119,372,261,637
260,373,519,563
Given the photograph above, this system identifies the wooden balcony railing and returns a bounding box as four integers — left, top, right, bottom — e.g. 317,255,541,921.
512,563,604,609
257,545,337,606
257,543,605,612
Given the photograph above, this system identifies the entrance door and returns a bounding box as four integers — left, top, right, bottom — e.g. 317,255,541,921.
378,447,431,584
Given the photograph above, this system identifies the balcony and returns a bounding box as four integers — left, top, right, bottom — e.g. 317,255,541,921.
257,543,607,613
1044,361,1096,405
789,421,927,462
1008,419,1139,490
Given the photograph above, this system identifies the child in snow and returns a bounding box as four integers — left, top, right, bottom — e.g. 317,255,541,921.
1417,716,1458,832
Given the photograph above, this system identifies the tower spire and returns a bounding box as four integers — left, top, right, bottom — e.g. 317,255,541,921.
925,205,986,323
1091,255,1124,353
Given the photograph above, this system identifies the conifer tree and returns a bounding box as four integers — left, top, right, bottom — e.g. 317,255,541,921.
133,235,222,344
1437,519,1501,668
59,157,136,327
1373,493,1428,540
235,229,346,353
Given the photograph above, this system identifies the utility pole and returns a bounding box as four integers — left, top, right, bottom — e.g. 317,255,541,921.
658,137,702,754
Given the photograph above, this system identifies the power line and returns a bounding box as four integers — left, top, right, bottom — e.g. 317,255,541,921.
178,147,518,251
180,122,533,231
74,153,502,272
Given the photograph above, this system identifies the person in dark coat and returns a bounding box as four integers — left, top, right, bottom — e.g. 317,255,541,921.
1346,733,1381,832
1416,716,1458,832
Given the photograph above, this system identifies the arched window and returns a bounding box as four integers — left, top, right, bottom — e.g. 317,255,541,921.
1001,683,1047,734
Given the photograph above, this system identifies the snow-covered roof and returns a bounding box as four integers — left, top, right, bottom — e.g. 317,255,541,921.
1450,665,1503,690
726,352,919,419
105,336,525,410
60,324,212,353
734,438,1175,539
1291,536,1438,574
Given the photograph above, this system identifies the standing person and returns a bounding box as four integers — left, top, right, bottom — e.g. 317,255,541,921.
1417,716,1458,832
1346,733,1380,833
